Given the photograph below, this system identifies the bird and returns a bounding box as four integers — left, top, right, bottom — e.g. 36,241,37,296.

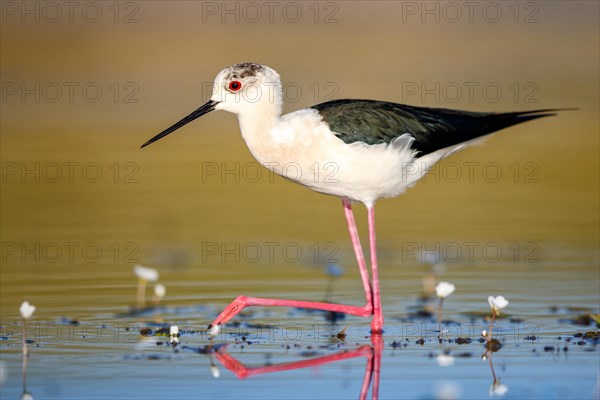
141,62,565,335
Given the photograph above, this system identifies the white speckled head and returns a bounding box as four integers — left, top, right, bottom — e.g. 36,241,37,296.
211,63,283,116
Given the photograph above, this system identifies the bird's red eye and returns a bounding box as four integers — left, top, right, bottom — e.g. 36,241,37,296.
228,81,242,91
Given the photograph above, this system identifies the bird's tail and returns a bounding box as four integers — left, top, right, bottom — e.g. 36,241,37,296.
487,108,576,129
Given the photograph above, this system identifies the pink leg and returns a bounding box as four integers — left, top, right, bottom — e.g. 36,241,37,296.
368,205,384,333
207,199,375,335
370,332,383,399
213,336,383,399
207,295,373,334
342,198,373,309
359,349,374,400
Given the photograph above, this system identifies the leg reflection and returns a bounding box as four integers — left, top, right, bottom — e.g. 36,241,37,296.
213,334,383,400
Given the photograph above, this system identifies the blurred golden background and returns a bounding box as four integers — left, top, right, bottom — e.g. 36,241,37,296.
1,1,598,319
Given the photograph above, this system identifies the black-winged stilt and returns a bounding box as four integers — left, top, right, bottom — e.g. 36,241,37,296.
141,63,564,335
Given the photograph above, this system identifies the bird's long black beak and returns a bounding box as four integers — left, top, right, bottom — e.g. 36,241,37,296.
140,100,219,148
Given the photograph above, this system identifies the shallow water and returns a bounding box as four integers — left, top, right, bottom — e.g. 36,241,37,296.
1,250,599,399
1,1,599,399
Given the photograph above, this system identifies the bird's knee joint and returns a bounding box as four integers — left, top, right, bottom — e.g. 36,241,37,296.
234,295,249,307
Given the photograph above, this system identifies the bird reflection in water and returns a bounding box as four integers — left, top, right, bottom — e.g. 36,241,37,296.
210,334,383,400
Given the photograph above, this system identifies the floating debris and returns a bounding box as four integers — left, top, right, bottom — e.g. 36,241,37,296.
57,317,79,325
455,337,472,345
155,327,170,336
485,339,502,352
180,343,226,354
571,313,600,327
573,331,600,344
139,327,153,336
581,331,600,340
334,326,348,341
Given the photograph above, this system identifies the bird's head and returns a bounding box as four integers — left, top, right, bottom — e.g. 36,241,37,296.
211,63,282,115
141,63,282,148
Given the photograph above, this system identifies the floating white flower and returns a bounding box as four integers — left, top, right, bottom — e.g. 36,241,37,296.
20,301,35,359
207,324,220,336
488,296,509,314
154,284,166,298
436,354,455,367
20,301,35,320
134,265,159,308
134,265,159,282
435,282,455,299
489,381,509,396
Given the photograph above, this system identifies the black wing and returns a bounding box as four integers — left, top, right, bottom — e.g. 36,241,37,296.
311,99,560,156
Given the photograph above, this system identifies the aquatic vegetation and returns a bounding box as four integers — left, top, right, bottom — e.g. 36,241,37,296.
169,325,179,345
435,282,455,299
488,296,509,314
134,264,159,282
19,302,36,320
486,296,509,342
133,264,159,308
435,281,455,335
210,364,220,378
153,284,166,307
19,301,35,400
489,380,509,397
19,301,35,358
